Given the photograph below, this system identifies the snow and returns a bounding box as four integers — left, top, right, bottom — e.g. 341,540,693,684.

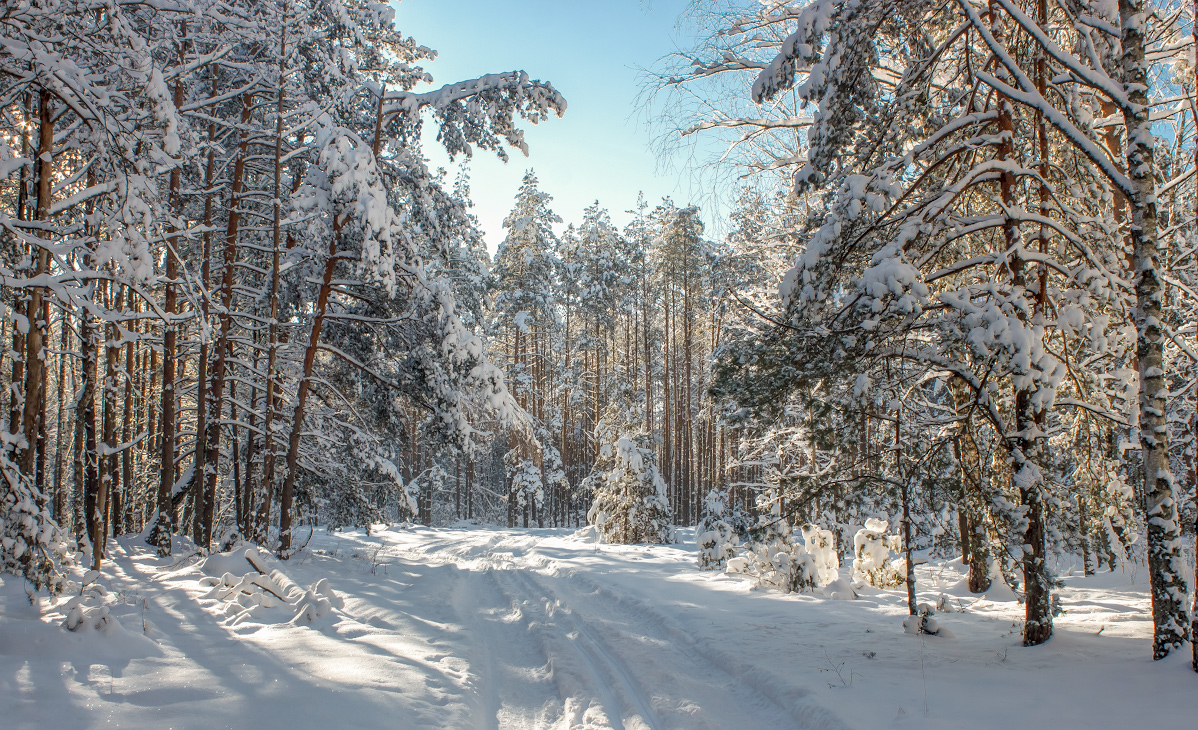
2,526,1196,729
852,519,904,589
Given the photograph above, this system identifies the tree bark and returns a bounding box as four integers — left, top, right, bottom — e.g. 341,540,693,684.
256,20,292,544
986,0,1051,646
896,414,917,617
119,294,135,534
150,67,187,552
7,95,29,435
1120,0,1188,659
18,89,54,477
199,92,254,550
241,333,260,538
81,289,99,567
278,229,340,556
35,298,48,495
99,283,121,554
52,307,69,529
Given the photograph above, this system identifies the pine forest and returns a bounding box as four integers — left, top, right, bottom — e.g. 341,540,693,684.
1,1,1196,728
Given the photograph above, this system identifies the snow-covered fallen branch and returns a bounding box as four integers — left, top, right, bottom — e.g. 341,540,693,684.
197,547,343,626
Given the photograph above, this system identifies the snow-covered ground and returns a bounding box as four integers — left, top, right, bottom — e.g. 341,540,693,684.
1,525,1195,729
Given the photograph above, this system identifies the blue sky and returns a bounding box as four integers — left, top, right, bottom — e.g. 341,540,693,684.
398,0,696,250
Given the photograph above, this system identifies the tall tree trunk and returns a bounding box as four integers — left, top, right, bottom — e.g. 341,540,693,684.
643,278,652,437
99,283,121,554
81,285,99,566
684,280,694,526
18,89,54,477
896,415,917,617
1120,0,1188,659
119,295,135,534
53,309,70,529
35,298,48,495
662,297,672,515
241,333,260,539
7,300,23,443
1018,0,1051,646
987,0,1051,646
278,230,339,556
187,93,218,538
199,93,254,550
151,68,188,552
231,377,242,534
258,23,290,545
7,93,28,435
71,366,85,543
146,345,159,459
960,431,991,593
1079,494,1094,577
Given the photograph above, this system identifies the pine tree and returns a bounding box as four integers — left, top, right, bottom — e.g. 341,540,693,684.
491,171,561,527
742,0,1193,653
585,397,674,545
0,0,564,568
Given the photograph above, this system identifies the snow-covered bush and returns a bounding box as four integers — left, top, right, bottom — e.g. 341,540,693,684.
756,545,818,593
801,524,840,585
853,518,904,588
0,445,67,592
62,573,122,634
729,518,820,593
585,419,673,545
903,602,947,636
696,490,739,570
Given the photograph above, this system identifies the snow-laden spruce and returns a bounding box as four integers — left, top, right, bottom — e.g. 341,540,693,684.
697,489,739,570
585,413,674,545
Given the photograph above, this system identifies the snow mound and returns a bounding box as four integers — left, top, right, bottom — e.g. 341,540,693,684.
62,572,124,635
800,524,840,584
822,578,857,600
198,547,343,626
572,524,600,542
30,571,163,658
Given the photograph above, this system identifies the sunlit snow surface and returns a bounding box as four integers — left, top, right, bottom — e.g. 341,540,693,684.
2,525,1195,729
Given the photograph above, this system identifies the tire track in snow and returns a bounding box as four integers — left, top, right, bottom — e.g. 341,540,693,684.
458,533,837,730
478,538,793,730
389,530,845,730
493,565,664,730
564,612,663,730
516,566,804,730
450,561,563,730
546,568,849,730
448,565,501,730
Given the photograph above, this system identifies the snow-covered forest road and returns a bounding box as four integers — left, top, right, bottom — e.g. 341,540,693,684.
3,526,1196,730
422,531,821,730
